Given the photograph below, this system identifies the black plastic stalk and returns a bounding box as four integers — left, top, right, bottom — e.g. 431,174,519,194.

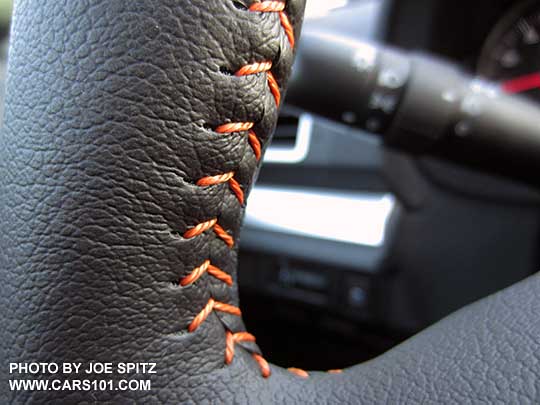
287,30,540,185
288,30,410,133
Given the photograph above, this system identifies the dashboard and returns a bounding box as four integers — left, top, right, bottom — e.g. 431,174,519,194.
238,0,540,370
389,0,540,96
478,0,540,99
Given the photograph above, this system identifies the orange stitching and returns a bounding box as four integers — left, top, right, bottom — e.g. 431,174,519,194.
207,264,234,285
214,300,241,314
183,218,233,247
278,9,295,47
216,122,254,133
249,1,295,47
328,369,343,374
214,122,263,160
248,129,262,161
225,330,271,377
235,61,280,106
266,71,280,106
236,61,272,76
288,367,309,378
188,298,215,332
227,177,244,204
183,218,217,239
225,331,235,364
188,298,241,332
181,259,211,286
214,223,234,248
197,172,244,205
225,331,257,364
215,122,261,160
249,1,285,12
253,353,271,378
185,0,295,380
197,172,235,187
180,259,233,287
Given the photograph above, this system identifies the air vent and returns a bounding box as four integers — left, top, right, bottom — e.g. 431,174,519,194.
265,113,313,164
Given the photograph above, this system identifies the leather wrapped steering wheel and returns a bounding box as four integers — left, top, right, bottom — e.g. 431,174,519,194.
1,1,540,403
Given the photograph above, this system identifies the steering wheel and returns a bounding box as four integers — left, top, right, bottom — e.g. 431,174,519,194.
2,0,540,403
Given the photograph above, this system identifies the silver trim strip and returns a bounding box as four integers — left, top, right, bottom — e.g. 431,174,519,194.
264,113,313,164
244,186,395,247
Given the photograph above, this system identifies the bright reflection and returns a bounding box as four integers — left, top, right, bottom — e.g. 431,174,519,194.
305,0,348,19
244,186,395,247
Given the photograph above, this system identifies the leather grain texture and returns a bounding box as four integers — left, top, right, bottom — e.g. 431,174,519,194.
1,0,540,404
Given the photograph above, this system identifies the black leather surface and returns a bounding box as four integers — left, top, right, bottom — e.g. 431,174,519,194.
1,0,540,404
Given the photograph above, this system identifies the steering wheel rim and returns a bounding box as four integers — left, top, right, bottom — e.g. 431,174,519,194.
2,1,540,403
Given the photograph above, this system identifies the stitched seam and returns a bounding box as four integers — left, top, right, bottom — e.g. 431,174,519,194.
184,0,295,379
225,331,255,364
249,1,295,47
183,218,234,248
188,298,242,332
180,259,233,287
288,367,309,378
196,172,245,205
252,353,271,378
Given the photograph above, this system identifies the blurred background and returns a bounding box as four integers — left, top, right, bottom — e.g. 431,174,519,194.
238,0,540,370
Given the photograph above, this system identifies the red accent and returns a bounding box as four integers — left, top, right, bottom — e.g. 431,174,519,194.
502,72,540,94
